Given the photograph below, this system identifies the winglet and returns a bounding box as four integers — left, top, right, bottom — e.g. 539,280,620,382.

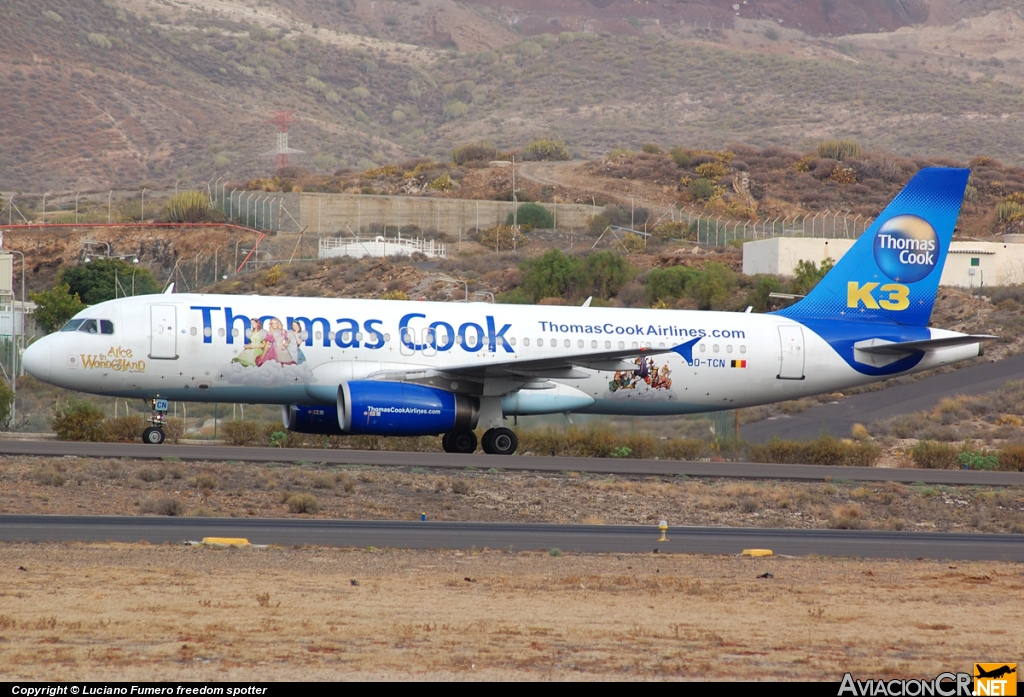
670,336,702,364
163,283,175,294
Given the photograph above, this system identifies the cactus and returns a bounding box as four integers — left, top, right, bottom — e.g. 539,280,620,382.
163,191,213,223
817,139,863,161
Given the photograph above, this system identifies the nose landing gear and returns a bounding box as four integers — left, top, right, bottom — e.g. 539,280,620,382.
143,398,169,445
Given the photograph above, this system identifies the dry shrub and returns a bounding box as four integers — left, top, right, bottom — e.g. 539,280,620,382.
336,472,356,492
996,444,1024,472
911,441,959,469
223,420,266,446
135,465,165,483
32,466,66,487
192,473,218,490
104,415,146,442
52,400,106,442
139,495,184,516
451,479,470,495
310,473,336,489
745,436,880,467
830,503,865,529
286,493,319,514
661,439,706,461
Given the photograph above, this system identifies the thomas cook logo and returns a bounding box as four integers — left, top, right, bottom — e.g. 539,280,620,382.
974,664,1017,696
872,214,940,283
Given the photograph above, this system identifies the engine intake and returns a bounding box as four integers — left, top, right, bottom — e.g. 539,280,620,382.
339,381,478,436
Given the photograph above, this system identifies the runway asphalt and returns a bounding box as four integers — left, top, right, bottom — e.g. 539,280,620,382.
2,515,1022,561
2,439,1023,485
742,353,1024,442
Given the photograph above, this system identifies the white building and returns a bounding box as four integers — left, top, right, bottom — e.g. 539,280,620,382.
742,237,1024,288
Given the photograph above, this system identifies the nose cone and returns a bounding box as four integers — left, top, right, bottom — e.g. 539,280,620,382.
22,340,51,382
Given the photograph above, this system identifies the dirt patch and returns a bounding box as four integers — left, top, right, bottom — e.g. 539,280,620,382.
0,543,1020,680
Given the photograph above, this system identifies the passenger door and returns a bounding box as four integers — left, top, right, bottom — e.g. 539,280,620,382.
149,305,178,360
777,325,805,380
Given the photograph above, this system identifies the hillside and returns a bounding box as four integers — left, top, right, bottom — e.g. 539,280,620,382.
3,0,1024,192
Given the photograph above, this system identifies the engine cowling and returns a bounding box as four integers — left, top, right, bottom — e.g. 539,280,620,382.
339,381,478,436
281,404,345,435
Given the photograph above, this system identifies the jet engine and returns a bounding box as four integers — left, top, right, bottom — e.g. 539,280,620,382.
283,382,479,437
339,381,478,436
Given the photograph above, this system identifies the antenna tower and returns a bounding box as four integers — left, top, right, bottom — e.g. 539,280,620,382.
264,110,304,170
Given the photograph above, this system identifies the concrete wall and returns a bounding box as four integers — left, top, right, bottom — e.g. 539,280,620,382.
743,237,1024,288
742,238,855,276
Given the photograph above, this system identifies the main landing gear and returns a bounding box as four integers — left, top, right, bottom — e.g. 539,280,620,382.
143,398,169,445
441,428,518,455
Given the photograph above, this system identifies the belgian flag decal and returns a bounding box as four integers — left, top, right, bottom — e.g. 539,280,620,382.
731,360,747,368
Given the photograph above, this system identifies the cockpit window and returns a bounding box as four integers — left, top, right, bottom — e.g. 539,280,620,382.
60,319,115,335
100,320,114,335
78,320,98,334
60,319,85,332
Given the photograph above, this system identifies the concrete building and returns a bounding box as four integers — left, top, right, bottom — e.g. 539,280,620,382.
743,237,1024,288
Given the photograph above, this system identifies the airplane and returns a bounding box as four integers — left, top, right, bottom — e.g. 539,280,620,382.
22,167,992,455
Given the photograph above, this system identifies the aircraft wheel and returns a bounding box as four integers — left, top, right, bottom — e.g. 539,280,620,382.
143,427,165,445
481,427,517,456
445,429,477,454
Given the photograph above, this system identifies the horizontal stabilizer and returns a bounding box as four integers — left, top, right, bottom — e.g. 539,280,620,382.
854,335,996,356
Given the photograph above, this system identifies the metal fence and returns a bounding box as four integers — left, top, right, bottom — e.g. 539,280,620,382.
210,186,874,249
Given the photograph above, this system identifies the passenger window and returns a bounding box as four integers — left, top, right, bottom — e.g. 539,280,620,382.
740,345,746,354
523,338,530,347
700,344,706,353
100,320,114,335
218,328,225,338
604,341,611,349
564,339,570,348
328,331,336,341
232,328,239,338
509,337,517,347
384,333,391,342
726,345,733,353
78,320,98,334
618,341,624,349
713,345,720,353
315,331,322,341
356,332,364,342
190,327,197,336
578,340,584,349
591,340,597,349
204,327,212,338
537,338,544,347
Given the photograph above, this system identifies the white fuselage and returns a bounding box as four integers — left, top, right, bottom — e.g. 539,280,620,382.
22,293,981,416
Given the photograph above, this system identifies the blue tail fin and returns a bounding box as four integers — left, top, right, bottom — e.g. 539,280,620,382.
772,167,969,326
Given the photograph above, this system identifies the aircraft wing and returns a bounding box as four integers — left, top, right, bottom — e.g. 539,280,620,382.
367,337,701,389
854,335,995,356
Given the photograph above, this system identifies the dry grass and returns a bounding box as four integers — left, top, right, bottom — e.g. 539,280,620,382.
0,543,1021,680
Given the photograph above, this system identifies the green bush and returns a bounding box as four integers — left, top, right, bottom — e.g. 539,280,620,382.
506,202,554,229
689,178,715,200
52,400,107,442
910,441,959,469
28,284,86,333
59,259,161,305
959,450,998,471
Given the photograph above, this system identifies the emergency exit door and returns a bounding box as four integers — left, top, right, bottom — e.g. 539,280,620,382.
149,305,178,360
777,325,805,380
